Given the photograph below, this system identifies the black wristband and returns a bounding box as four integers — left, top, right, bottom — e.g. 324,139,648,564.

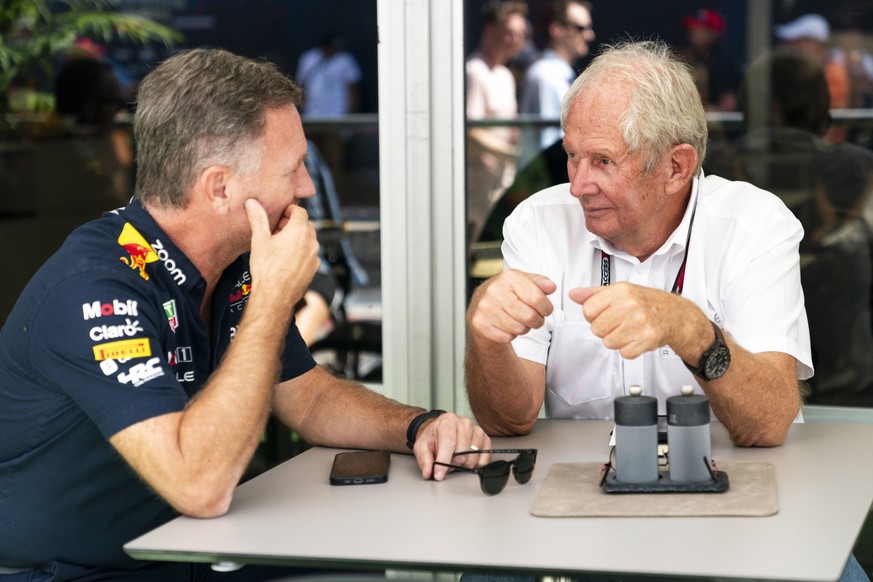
405,409,446,450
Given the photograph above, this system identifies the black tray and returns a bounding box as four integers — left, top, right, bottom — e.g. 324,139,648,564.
601,470,729,494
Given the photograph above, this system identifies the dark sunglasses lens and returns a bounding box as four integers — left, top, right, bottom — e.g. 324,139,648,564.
479,461,511,495
513,452,536,484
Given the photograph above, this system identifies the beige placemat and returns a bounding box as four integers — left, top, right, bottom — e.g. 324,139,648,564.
530,461,777,517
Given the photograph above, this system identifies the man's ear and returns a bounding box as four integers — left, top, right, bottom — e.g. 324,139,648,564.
666,144,698,196
196,165,233,214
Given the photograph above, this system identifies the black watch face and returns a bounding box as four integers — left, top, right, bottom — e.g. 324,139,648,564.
705,346,731,380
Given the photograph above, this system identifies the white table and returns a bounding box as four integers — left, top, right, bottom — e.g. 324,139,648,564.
125,419,873,581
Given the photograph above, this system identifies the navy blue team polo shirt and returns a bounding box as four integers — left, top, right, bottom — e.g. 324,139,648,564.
0,198,315,569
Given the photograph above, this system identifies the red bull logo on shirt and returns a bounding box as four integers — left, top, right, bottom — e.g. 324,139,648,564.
228,284,252,304
118,223,158,280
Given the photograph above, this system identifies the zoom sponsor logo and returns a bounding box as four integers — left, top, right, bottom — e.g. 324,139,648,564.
89,318,144,341
151,238,186,286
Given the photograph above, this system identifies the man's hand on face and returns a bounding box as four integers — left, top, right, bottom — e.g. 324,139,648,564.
245,198,320,310
274,202,297,233
467,269,556,344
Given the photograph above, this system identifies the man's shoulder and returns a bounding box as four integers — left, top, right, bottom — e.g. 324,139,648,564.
698,174,800,230
15,212,160,316
701,173,782,202
466,54,487,72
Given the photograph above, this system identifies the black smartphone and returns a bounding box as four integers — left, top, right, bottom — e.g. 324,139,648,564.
329,450,390,485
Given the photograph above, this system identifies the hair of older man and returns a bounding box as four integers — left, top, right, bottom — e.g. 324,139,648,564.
560,40,708,175
134,48,304,208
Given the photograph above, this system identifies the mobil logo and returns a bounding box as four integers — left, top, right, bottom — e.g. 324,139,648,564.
82,299,139,321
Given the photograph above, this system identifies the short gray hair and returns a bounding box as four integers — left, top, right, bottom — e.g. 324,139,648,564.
134,48,304,207
560,40,707,174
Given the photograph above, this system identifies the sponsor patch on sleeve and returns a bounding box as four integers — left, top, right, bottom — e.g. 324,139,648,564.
93,338,152,361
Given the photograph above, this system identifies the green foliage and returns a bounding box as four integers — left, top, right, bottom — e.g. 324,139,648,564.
0,0,182,94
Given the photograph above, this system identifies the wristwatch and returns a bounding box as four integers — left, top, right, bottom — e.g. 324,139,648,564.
685,321,731,381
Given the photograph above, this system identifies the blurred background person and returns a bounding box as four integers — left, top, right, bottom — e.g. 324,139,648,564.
296,33,362,117
831,25,873,148
773,13,851,142
506,13,538,94
295,271,342,347
296,33,363,179
706,50,873,404
678,8,741,112
53,54,134,207
465,0,528,246
518,0,595,167
832,27,873,110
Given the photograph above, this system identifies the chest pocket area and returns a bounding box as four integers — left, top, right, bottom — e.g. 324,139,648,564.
545,316,617,410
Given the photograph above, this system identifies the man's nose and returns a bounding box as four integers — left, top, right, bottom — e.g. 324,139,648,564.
568,164,595,198
299,167,317,200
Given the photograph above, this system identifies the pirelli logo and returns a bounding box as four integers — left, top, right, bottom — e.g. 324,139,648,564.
93,338,152,361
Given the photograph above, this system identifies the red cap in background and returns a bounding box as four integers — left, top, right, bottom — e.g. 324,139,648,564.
683,8,725,34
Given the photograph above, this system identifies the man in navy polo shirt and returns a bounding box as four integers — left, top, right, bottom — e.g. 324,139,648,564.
0,49,490,581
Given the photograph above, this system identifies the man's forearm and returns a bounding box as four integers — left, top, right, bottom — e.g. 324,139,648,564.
273,367,423,453
110,291,297,517
700,341,801,447
465,336,542,436
178,291,293,479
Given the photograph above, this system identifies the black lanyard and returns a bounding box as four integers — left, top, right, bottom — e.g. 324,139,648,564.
600,249,688,294
599,197,697,296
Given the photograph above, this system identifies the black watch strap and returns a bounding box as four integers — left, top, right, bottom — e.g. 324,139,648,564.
685,320,730,381
405,409,446,450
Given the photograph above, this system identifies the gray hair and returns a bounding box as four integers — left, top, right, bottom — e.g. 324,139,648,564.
560,40,707,174
134,48,304,207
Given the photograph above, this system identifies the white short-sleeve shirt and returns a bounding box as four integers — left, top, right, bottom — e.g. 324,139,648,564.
518,50,575,164
503,173,814,419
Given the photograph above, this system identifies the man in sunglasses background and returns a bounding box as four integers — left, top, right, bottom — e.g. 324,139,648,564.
518,0,595,168
465,40,813,450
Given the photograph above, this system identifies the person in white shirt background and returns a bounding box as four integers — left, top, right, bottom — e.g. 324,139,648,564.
518,0,595,168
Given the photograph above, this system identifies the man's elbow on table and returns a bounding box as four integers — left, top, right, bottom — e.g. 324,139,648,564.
167,484,235,519
726,411,797,448
730,427,789,448
475,412,538,437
